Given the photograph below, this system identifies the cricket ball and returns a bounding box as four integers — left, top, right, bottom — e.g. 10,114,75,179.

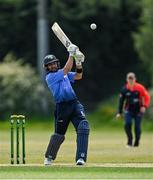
90,23,97,30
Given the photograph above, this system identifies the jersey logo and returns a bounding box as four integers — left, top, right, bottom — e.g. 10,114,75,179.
58,119,63,123
126,92,131,96
133,98,139,103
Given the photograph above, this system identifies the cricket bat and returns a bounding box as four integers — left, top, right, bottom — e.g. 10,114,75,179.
51,22,85,62
52,22,72,48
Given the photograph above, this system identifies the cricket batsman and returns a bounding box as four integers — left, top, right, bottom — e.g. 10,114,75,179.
43,44,89,165
116,72,150,147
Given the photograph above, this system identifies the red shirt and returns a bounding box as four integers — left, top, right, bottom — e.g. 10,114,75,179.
126,82,150,108
118,82,150,113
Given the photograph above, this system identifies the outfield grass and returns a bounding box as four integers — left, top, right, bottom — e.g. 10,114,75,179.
0,166,153,179
0,122,153,179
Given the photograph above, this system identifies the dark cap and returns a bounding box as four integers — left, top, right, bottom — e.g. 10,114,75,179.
43,54,59,66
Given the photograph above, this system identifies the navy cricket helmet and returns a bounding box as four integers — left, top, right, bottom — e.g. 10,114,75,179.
43,54,60,72
43,54,59,66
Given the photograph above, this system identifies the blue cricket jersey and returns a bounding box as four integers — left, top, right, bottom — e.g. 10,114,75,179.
45,69,77,103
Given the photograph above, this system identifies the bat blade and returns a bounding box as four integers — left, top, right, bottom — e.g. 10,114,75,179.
52,22,72,48
51,22,85,61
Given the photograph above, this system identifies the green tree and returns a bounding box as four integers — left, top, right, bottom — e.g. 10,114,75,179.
0,0,37,65
134,0,153,84
0,0,147,109
0,53,51,119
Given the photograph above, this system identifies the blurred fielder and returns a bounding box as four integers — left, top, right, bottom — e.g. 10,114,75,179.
43,44,89,165
116,72,150,147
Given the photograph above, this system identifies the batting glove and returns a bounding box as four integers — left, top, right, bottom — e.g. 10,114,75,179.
67,44,79,57
74,50,85,66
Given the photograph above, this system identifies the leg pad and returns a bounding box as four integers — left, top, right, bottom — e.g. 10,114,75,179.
76,120,90,162
45,133,65,160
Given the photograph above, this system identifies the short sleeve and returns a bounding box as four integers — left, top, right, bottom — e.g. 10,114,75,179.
139,85,150,108
67,72,76,83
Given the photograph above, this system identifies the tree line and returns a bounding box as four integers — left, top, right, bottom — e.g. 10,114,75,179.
0,0,151,110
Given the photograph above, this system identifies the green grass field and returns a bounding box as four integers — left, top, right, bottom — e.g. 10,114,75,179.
0,121,153,179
